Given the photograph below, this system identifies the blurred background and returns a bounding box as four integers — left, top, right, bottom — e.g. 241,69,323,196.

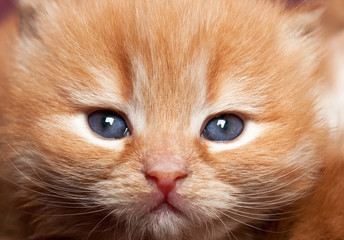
0,0,17,77
0,0,14,20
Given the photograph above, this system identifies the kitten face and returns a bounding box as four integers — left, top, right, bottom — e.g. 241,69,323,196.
1,0,330,239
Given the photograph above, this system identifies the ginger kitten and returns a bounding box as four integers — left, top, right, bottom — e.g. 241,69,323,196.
0,0,343,240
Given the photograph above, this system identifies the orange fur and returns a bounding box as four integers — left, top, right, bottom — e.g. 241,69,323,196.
0,0,343,239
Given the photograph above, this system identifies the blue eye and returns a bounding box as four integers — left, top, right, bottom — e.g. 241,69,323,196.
202,114,244,142
88,110,129,139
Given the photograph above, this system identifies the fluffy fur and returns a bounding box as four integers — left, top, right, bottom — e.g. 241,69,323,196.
0,0,343,239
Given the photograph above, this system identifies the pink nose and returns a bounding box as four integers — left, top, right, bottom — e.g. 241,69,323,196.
145,167,188,197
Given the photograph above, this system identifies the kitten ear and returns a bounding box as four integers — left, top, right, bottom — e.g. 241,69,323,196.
280,0,327,37
281,0,322,8
282,0,344,35
18,0,45,37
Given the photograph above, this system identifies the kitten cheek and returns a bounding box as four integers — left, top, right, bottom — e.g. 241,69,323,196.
205,121,265,152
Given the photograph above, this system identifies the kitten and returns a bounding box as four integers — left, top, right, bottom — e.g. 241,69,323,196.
0,0,343,240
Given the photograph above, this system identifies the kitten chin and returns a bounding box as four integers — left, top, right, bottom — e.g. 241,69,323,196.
0,0,343,240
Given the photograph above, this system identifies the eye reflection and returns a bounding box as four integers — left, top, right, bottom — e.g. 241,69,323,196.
104,117,115,126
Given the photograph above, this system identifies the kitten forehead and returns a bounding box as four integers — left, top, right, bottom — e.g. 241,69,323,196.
130,52,208,135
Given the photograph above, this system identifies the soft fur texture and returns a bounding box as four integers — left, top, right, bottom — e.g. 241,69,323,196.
0,0,343,240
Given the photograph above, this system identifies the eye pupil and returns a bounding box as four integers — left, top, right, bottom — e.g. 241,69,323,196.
202,114,244,142
88,111,129,139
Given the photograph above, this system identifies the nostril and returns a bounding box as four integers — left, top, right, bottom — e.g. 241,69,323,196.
145,174,159,184
145,170,188,196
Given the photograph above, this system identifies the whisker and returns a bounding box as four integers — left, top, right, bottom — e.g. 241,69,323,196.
86,209,117,240
22,207,108,217
229,207,294,222
210,209,238,240
1,145,97,202
240,162,314,198
236,189,308,210
219,210,275,234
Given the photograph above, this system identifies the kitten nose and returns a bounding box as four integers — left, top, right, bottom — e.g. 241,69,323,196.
145,165,188,197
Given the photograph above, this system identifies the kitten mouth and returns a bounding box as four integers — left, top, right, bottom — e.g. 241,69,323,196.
151,201,182,214
149,192,184,215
